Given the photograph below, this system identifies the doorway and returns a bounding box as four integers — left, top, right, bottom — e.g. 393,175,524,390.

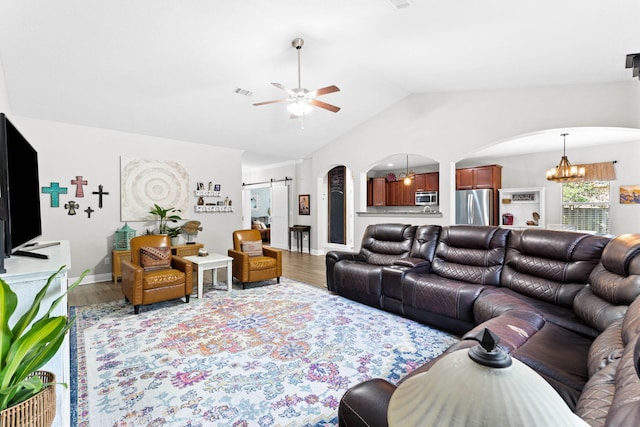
242,181,290,249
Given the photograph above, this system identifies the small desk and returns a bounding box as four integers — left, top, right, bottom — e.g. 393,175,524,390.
183,253,233,298
289,225,311,253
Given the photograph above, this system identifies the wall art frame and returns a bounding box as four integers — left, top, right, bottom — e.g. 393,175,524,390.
620,185,640,204
120,157,190,221
299,194,310,215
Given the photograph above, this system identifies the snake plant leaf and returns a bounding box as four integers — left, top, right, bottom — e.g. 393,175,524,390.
0,374,42,410
13,317,73,382
0,280,18,368
0,266,89,411
0,316,66,390
10,265,65,341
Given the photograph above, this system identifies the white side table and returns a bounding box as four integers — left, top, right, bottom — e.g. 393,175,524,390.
183,253,233,298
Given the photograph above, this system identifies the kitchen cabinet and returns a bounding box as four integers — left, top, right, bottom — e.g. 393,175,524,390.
456,164,502,225
370,177,386,206
456,165,501,190
386,180,415,206
415,172,439,192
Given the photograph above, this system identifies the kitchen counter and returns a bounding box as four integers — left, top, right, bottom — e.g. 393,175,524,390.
357,210,443,218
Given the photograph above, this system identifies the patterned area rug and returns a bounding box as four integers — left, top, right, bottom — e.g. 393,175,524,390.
70,279,458,426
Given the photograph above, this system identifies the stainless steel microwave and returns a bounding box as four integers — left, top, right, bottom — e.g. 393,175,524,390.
415,191,438,205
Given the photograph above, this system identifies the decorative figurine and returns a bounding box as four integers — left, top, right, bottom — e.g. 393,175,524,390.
65,200,79,215
71,176,88,197
197,196,205,205
92,184,109,208
181,220,203,245
42,182,68,207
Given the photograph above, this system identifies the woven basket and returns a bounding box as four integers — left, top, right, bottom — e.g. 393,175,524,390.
0,371,56,427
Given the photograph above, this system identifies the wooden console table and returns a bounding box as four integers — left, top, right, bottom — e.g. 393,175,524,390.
111,243,204,284
288,225,311,253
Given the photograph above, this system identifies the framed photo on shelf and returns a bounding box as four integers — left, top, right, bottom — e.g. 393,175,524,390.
299,194,310,215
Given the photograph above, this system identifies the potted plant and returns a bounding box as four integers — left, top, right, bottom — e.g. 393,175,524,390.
148,204,182,234
0,266,88,425
166,226,182,246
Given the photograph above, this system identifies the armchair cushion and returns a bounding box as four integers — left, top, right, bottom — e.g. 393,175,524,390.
140,246,172,271
143,268,186,290
241,240,264,257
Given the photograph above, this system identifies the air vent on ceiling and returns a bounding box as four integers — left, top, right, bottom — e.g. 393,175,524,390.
234,87,253,97
387,0,414,10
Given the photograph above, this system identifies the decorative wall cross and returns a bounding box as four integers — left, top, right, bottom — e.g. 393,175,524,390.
42,182,68,207
65,200,79,215
71,176,88,197
84,206,94,218
92,184,109,208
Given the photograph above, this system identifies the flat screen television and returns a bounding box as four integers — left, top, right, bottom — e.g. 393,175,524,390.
0,113,42,269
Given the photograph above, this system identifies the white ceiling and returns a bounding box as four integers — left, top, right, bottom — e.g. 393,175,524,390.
1,0,639,168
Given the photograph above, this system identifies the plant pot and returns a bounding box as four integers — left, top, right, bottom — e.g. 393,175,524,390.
0,371,56,427
170,236,180,246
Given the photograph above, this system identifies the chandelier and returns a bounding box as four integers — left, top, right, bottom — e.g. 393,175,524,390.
398,155,415,186
546,133,585,182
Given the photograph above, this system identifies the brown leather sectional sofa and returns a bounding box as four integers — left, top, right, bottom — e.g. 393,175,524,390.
325,223,640,427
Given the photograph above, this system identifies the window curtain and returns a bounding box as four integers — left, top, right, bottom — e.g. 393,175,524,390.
575,161,616,181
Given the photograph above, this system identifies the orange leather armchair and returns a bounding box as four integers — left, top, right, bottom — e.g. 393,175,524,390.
228,229,282,289
121,234,193,314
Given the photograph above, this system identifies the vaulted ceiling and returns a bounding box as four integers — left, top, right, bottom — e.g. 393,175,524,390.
0,0,638,167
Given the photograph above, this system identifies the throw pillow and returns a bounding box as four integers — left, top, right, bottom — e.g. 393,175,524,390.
241,240,263,257
257,221,267,230
140,246,172,271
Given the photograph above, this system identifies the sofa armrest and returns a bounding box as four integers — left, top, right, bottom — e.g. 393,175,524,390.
393,257,431,269
326,251,366,263
228,249,249,283
339,378,395,427
121,259,144,305
171,255,193,294
263,246,281,258
326,251,366,292
263,247,283,277
171,255,191,272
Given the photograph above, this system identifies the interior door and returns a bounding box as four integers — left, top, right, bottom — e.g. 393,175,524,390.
269,182,289,249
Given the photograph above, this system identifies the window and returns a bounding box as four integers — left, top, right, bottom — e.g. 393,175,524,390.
562,181,610,234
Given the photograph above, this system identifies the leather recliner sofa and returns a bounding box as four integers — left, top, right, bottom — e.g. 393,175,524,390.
327,224,640,427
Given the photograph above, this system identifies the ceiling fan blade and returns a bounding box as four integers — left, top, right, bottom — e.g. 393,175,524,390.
309,85,340,97
309,98,341,113
253,98,292,107
271,82,296,96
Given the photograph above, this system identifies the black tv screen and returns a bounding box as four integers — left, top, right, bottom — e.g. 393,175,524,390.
0,113,42,254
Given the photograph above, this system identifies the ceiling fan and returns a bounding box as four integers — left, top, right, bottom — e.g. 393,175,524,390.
253,38,340,118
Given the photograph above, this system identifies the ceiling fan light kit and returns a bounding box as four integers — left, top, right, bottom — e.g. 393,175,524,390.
546,133,586,182
253,38,341,121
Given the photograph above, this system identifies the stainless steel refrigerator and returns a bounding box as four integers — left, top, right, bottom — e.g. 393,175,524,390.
456,189,493,225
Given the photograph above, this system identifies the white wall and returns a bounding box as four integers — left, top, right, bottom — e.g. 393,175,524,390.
311,82,640,250
8,117,243,282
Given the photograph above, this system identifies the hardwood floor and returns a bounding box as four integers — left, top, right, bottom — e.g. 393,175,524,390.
68,250,327,307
